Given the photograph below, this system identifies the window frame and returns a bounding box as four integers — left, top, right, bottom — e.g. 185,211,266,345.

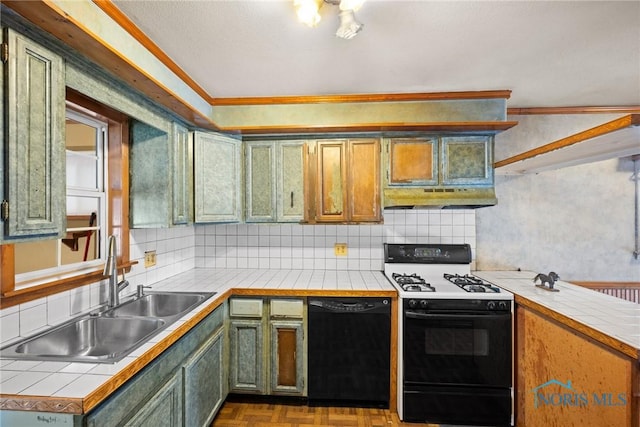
0,89,132,309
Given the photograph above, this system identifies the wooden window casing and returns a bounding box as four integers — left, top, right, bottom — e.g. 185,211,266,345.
0,89,131,309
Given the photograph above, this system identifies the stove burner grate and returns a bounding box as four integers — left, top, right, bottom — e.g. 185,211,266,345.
443,273,501,293
392,273,436,292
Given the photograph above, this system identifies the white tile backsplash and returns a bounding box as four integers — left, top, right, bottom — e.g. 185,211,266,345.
195,209,476,271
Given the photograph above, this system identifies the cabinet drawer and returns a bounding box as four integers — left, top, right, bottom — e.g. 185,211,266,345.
270,299,304,318
230,298,264,317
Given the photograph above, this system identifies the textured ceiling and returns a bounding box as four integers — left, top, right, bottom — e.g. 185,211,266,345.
112,0,640,108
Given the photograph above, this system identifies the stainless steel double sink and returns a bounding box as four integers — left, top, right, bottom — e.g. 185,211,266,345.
0,291,215,364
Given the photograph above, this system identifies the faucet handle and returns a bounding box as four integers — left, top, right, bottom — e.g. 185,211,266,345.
137,285,152,298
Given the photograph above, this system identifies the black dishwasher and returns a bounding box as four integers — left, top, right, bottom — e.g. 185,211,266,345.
307,297,391,408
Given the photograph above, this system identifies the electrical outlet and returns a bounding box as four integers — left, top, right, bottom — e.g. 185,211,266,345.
144,250,157,268
334,243,348,256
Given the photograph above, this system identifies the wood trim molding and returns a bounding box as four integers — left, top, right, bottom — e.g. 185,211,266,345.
0,245,16,294
212,90,513,106
507,106,640,115
225,121,519,135
0,261,138,309
494,114,640,169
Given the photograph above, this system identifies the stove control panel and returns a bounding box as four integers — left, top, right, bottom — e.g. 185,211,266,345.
404,299,511,312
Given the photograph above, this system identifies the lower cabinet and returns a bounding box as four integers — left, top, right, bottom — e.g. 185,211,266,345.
84,303,227,427
184,328,226,427
123,372,183,427
229,297,306,397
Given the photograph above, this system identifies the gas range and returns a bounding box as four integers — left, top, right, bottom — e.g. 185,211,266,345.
384,243,513,301
386,243,514,425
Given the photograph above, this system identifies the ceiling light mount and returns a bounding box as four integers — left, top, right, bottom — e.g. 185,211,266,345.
294,0,365,39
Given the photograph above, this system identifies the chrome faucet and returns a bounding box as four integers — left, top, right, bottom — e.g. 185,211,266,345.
104,235,130,307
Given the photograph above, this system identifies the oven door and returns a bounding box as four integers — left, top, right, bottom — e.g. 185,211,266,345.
403,309,512,387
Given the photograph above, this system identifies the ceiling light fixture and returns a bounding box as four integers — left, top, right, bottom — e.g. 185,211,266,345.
294,0,365,39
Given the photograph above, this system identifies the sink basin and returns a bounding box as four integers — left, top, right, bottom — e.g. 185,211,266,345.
2,317,165,362
104,291,212,318
0,291,215,363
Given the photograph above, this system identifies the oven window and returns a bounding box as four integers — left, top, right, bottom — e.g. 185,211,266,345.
424,328,489,356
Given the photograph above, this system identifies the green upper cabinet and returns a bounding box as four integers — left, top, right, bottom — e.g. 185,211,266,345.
1,28,66,242
277,142,305,222
245,140,304,223
441,135,493,186
194,131,242,223
172,123,193,225
245,141,276,222
130,121,193,228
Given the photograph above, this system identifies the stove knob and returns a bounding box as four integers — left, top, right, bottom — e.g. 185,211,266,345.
408,300,418,309
486,301,496,310
420,300,429,309
498,301,508,310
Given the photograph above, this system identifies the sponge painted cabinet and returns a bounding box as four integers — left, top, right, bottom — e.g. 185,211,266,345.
194,131,242,223
130,121,193,227
229,297,306,396
1,28,66,242
83,304,227,427
384,135,493,187
245,140,304,222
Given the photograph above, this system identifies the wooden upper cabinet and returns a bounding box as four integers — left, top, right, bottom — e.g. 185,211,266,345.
388,138,438,186
315,140,348,222
307,139,381,223
349,139,381,222
1,28,66,242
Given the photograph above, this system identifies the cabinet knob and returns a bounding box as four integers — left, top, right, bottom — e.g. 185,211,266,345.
291,191,294,208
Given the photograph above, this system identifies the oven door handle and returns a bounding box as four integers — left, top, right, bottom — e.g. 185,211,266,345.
405,311,511,320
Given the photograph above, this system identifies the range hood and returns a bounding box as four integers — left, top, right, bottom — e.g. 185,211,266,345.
383,187,497,209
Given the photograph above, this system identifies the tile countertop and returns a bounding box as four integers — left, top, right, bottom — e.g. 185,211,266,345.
0,269,395,416
474,270,640,360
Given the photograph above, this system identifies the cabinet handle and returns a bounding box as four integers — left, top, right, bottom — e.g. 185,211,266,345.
290,191,294,208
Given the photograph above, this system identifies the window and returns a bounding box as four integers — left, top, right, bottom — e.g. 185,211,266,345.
14,109,108,286
0,89,131,308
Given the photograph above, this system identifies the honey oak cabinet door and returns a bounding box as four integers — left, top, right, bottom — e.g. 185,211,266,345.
270,320,305,395
1,28,66,242
348,138,381,223
441,135,493,186
314,140,348,222
276,141,305,222
385,137,438,186
194,131,242,223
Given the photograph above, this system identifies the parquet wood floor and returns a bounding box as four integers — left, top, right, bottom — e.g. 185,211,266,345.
211,400,432,427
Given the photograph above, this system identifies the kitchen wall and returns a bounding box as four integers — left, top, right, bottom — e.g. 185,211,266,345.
476,114,640,282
